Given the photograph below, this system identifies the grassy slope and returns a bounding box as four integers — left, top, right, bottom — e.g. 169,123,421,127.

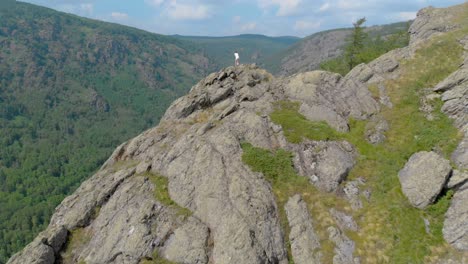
0,2,208,262
242,7,467,263
173,34,300,69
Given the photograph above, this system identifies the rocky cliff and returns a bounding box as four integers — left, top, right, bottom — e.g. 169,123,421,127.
8,3,468,264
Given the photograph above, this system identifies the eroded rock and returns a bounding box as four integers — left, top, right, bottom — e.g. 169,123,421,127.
285,195,321,264
443,183,468,250
399,151,452,209
328,226,359,264
447,170,468,189
290,140,356,192
160,217,210,264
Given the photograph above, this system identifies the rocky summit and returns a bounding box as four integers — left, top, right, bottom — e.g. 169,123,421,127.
8,3,468,264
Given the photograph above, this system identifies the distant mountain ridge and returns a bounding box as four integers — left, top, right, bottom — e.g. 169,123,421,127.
261,21,410,75
172,34,300,69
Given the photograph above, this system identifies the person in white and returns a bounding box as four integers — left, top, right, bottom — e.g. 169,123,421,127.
234,51,240,66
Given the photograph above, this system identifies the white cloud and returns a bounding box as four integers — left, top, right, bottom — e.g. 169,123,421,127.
145,0,166,7
257,0,303,16
111,12,129,20
233,15,241,23
240,22,257,31
80,3,93,15
294,20,322,31
395,11,417,20
319,2,330,12
56,3,93,16
336,0,365,10
167,1,211,20
144,0,213,20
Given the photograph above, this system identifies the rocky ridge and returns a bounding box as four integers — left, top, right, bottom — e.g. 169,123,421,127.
272,22,409,76
8,3,468,264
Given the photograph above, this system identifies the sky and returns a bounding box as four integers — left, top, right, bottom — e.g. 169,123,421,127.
20,0,467,37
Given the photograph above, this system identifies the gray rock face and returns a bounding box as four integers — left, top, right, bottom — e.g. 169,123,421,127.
365,116,389,144
160,217,210,264
50,168,137,229
436,58,468,171
285,195,321,264
409,5,460,45
435,69,468,93
330,209,358,232
443,183,468,250
447,170,468,189
106,67,289,264
342,178,367,210
280,70,380,132
8,240,54,264
290,140,356,192
328,226,359,264
74,176,170,264
7,226,68,264
452,128,468,169
398,151,452,209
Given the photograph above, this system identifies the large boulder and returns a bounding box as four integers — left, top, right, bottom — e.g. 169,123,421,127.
443,183,468,250
398,151,452,209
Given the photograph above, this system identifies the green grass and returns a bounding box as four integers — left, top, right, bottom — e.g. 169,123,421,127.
145,173,192,219
140,172,193,263
259,13,466,261
241,142,347,263
60,228,90,264
270,101,343,143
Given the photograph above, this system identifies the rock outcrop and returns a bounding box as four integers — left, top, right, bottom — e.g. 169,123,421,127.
274,22,409,77
409,5,461,45
447,170,468,189
291,140,356,192
328,226,359,264
9,59,374,263
443,183,468,251
398,151,452,209
285,195,321,264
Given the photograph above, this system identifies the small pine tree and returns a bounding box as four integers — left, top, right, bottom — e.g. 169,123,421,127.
345,17,368,70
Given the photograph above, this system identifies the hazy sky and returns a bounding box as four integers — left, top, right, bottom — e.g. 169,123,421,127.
20,0,467,37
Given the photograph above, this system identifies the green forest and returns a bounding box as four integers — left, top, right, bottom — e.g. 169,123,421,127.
0,2,210,262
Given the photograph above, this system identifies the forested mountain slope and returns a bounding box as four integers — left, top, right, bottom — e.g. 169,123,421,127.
262,22,409,75
0,2,211,262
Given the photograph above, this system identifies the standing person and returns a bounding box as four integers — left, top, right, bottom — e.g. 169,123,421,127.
234,51,240,66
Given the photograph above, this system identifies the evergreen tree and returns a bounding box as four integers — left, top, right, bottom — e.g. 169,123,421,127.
345,17,368,70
